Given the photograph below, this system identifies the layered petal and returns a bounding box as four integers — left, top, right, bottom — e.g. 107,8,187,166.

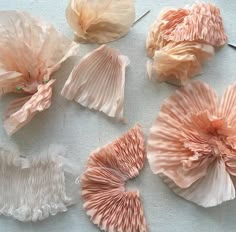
87,125,146,178
61,45,129,121
66,0,135,43
4,80,55,136
163,2,227,47
0,11,79,135
80,167,148,232
162,160,235,207
146,8,189,58
0,147,78,222
147,42,214,85
0,11,79,94
147,81,218,188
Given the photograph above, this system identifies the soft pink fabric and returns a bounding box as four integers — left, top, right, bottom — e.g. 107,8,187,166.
0,11,79,135
146,2,226,85
147,81,236,207
80,125,148,232
61,45,129,121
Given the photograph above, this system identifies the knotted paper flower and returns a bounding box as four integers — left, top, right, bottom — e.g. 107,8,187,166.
66,0,135,43
80,125,148,231
146,2,226,85
0,11,79,135
147,81,236,207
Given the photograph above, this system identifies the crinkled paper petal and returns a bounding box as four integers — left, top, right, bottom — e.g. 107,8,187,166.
147,81,218,188
87,125,146,178
0,11,79,94
162,160,235,207
0,147,78,222
80,167,148,232
162,2,227,47
66,0,135,43
147,42,214,85
4,80,55,136
61,45,129,121
146,8,189,58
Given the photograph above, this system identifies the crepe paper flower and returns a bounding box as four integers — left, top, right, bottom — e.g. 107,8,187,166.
147,81,236,207
146,8,189,58
162,2,227,47
146,2,226,86
80,125,148,231
61,45,129,121
147,42,214,86
66,0,135,43
0,147,79,222
0,11,79,135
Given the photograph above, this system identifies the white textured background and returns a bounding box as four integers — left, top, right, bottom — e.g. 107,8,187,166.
0,0,236,231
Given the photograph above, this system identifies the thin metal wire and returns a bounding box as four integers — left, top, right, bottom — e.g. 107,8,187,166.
132,10,150,27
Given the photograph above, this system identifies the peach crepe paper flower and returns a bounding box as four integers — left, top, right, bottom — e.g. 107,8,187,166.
80,125,148,232
66,0,135,43
147,42,214,86
61,45,129,121
146,2,226,85
147,81,236,207
0,11,79,135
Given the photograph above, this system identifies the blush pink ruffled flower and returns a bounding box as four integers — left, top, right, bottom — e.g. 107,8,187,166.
147,81,236,207
80,125,148,232
146,2,226,85
0,11,79,135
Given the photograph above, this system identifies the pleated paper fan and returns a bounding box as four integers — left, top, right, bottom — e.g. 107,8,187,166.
147,81,236,207
81,167,147,232
61,45,129,121
87,125,145,178
80,125,148,231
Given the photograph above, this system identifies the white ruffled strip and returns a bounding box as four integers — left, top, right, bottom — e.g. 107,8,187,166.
0,147,79,222
61,45,129,121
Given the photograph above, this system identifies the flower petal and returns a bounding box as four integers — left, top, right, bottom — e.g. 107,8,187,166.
147,81,218,187
0,10,79,93
87,125,146,179
4,80,55,136
163,2,227,47
61,45,129,121
80,167,148,232
66,0,135,43
147,42,214,85
162,160,235,207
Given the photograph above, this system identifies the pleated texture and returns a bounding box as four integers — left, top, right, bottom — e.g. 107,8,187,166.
66,0,135,43
0,148,78,222
163,2,227,47
147,42,214,86
4,80,55,136
80,125,148,232
147,81,236,207
146,2,226,85
61,45,129,121
0,11,79,135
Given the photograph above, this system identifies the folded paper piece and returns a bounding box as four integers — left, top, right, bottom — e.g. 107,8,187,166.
80,125,148,231
147,42,214,86
66,0,135,43
0,147,79,221
147,81,236,207
61,45,129,121
146,2,226,85
0,11,79,135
